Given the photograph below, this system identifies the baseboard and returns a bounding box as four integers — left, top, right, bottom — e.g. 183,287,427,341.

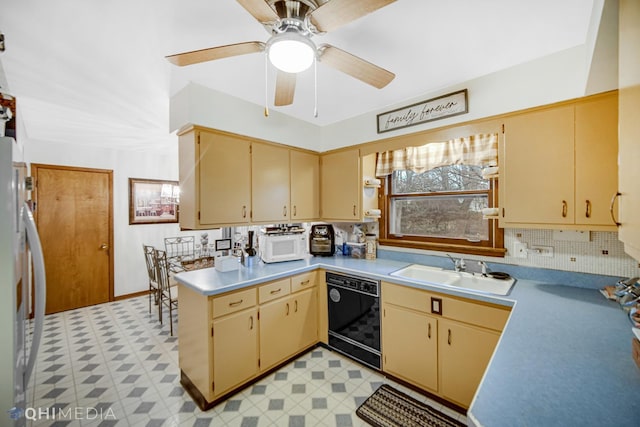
114,290,150,301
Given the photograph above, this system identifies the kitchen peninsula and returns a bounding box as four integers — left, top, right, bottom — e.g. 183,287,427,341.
174,255,640,427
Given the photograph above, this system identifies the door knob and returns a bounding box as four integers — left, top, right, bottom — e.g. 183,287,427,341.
100,243,109,250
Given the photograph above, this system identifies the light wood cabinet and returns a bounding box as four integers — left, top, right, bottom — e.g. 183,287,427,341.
618,0,640,261
212,307,259,398
438,318,500,407
501,92,619,230
252,143,290,223
178,126,251,229
382,304,438,392
321,148,361,220
290,150,320,221
381,281,510,408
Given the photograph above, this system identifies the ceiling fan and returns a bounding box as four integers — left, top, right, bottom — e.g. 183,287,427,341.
166,0,396,109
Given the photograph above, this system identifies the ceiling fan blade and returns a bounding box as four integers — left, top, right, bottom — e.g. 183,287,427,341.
318,44,395,89
166,42,265,66
310,0,397,32
236,0,280,23
274,71,296,106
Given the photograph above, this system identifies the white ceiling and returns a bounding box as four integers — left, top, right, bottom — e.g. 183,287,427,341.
0,0,597,149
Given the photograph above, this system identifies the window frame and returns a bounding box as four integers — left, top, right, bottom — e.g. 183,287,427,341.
378,173,505,257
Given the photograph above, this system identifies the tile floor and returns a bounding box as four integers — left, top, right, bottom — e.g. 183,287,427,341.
26,296,467,427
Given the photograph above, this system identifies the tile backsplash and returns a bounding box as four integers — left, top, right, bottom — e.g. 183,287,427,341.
503,229,638,278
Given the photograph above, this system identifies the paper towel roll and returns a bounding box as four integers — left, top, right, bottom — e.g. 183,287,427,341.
481,207,499,216
365,209,381,217
364,178,382,186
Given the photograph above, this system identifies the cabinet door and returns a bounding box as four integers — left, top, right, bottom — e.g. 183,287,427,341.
438,318,499,408
619,0,640,260
252,143,290,223
259,296,295,370
290,150,320,221
382,304,438,392
200,131,251,225
502,106,574,225
212,308,258,397
321,149,360,220
575,93,618,227
290,288,318,351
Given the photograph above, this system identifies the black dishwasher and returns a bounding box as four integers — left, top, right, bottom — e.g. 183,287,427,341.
326,272,381,370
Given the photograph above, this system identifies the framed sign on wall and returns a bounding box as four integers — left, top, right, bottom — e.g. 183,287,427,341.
128,178,179,225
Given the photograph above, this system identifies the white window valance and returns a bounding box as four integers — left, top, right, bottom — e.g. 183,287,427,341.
375,133,498,177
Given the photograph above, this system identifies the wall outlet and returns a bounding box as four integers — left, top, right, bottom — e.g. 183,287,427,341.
513,242,528,258
530,245,554,257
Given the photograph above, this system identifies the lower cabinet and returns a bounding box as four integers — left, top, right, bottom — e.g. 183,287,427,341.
381,281,510,408
212,307,259,398
438,318,500,407
179,272,318,408
382,304,438,392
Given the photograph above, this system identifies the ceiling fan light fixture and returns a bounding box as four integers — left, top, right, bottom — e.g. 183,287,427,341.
267,32,316,73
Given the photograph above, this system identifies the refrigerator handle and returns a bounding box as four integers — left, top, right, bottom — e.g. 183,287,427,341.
22,201,46,386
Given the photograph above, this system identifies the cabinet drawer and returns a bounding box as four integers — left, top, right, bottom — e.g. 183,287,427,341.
291,271,317,293
383,282,432,313
442,297,510,331
212,288,257,319
258,278,291,304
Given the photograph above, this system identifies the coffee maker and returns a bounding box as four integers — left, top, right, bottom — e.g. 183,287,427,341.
310,224,335,256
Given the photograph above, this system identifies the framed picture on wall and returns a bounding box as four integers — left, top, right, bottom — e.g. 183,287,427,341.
128,178,179,225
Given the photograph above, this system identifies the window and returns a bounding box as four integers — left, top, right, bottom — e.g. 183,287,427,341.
376,135,504,256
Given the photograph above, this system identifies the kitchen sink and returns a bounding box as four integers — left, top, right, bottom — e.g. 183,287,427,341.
390,264,516,296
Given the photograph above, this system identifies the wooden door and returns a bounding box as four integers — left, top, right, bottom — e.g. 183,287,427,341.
212,308,259,397
32,164,113,314
382,304,438,392
575,92,619,228
501,106,575,225
438,318,499,408
251,142,290,223
290,150,319,221
320,149,360,220
199,131,251,226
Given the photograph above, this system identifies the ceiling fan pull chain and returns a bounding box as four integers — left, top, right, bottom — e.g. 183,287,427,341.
264,52,269,117
313,55,318,118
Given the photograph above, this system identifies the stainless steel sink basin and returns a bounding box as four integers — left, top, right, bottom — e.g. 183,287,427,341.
390,264,515,296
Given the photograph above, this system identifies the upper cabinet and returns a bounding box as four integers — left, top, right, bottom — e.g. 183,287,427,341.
320,149,361,221
290,150,320,221
252,143,290,223
500,92,619,230
179,126,251,229
618,0,640,261
179,125,319,228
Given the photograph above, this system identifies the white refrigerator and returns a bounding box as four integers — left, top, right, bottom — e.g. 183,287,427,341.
0,136,46,426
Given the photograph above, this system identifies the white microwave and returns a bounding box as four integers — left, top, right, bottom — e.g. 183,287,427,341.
259,232,307,263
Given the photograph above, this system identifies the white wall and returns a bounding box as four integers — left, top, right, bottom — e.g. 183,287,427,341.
24,136,222,297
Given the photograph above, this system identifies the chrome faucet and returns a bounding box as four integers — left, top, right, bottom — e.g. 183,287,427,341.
447,254,466,272
478,261,489,276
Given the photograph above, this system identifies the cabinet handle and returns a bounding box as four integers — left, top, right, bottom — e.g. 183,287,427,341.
561,200,568,218
249,315,254,330
428,323,431,339
299,280,310,287
270,288,282,295
353,205,357,216
610,192,621,226
283,205,287,217
293,205,297,217
286,303,290,315
242,205,247,218
447,329,452,345
585,200,591,218
294,300,298,313
229,299,243,307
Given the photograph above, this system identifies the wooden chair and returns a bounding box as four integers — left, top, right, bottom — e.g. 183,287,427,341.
164,236,195,272
142,244,160,318
154,249,179,336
